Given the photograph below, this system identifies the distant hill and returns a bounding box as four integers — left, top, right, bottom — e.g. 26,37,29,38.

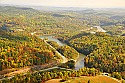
0,6,39,15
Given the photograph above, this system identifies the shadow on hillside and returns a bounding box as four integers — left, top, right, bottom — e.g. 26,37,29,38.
0,31,30,42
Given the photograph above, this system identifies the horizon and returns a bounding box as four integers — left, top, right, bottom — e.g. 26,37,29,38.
1,0,125,8
1,4,125,9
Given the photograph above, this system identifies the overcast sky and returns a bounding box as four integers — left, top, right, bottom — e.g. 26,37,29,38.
1,0,125,8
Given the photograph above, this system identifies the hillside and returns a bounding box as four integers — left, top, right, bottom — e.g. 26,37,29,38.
45,76,120,83
0,31,62,72
1,6,125,36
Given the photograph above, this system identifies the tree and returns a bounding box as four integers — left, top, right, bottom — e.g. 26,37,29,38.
88,80,91,83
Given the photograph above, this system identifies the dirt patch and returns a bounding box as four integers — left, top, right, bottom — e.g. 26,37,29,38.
0,68,17,75
3,67,31,77
45,79,62,83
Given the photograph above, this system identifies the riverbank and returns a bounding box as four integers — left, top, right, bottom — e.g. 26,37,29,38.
40,35,85,69
0,34,69,81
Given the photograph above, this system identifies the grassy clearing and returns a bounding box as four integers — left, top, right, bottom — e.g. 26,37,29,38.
45,76,119,83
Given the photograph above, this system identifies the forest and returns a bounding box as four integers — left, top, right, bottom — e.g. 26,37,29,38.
58,32,125,81
0,30,63,71
47,41,79,60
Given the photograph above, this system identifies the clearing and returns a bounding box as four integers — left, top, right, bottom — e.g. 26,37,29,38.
45,76,120,83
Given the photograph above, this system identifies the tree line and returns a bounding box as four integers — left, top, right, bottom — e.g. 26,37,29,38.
0,67,100,83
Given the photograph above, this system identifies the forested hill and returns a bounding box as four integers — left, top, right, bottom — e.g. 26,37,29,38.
0,31,62,71
0,6,91,35
1,6,125,36
0,6,40,16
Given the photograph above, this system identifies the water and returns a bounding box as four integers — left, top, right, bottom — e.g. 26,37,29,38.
75,54,85,70
94,26,106,32
40,35,85,70
40,35,65,46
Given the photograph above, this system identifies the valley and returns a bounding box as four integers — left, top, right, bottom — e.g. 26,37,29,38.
0,5,125,83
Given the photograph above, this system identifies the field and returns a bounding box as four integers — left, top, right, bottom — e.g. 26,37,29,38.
45,76,120,83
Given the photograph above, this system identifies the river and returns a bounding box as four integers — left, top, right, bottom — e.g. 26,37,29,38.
75,54,85,70
40,35,65,46
40,26,106,70
40,35,85,70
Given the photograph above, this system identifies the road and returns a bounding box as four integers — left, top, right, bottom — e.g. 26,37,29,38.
0,39,68,81
1,30,121,83
44,40,68,63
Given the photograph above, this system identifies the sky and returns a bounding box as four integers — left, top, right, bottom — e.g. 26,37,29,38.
1,0,125,8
